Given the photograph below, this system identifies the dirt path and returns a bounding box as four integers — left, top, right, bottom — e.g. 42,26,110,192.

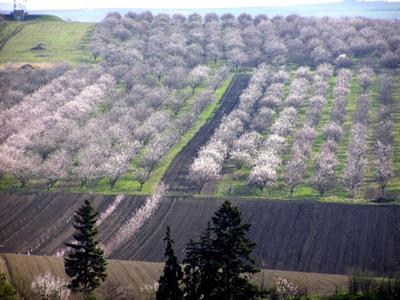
162,73,251,194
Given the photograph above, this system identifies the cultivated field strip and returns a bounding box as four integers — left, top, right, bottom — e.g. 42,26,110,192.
0,253,350,298
1,192,399,275
190,66,273,192
162,73,251,193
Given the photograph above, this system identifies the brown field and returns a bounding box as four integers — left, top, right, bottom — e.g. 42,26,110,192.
0,253,348,298
1,192,399,276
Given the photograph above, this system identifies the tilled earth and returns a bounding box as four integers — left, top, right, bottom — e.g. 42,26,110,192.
1,192,399,276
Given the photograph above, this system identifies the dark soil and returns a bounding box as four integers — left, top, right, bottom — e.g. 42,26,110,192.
1,192,399,276
30,44,46,51
162,73,251,194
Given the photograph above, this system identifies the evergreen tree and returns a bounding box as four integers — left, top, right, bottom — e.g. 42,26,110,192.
197,222,220,299
183,222,220,300
184,201,259,300
64,198,107,299
156,226,183,300
211,201,259,300
182,239,201,300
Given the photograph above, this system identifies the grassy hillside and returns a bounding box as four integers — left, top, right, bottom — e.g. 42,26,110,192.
0,253,348,299
0,20,95,63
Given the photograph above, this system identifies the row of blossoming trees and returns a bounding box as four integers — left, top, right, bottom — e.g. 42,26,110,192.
92,11,400,70
0,11,398,193
0,10,241,190
0,63,229,189
190,63,395,200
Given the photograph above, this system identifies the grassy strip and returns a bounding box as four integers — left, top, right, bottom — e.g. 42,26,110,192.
385,73,400,202
363,74,380,197
335,75,359,174
76,74,234,195
306,76,336,176
0,21,95,64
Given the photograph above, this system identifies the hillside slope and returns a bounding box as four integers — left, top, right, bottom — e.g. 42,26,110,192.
0,192,399,276
0,253,348,298
0,21,94,63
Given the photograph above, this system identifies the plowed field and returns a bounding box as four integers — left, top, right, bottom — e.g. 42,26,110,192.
1,192,399,276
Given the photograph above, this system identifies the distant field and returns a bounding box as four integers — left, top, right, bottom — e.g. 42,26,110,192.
0,253,348,299
0,20,95,63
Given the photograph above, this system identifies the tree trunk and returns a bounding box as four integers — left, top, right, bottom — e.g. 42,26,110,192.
199,182,205,194
290,186,294,198
20,179,26,188
80,178,87,189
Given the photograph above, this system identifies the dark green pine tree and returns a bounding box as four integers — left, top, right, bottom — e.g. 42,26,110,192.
197,222,220,299
182,239,201,300
64,199,107,299
211,200,259,300
156,226,183,300
184,222,220,300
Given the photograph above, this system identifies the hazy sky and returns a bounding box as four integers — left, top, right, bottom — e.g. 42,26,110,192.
5,0,397,10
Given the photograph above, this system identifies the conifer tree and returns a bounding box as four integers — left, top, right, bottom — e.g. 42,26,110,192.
211,201,259,300
156,226,183,300
183,222,220,300
197,222,220,299
64,199,107,299
182,239,201,300
183,201,259,300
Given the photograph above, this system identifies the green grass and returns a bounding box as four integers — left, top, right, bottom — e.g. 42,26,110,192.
0,21,95,63
385,73,400,200
336,75,359,174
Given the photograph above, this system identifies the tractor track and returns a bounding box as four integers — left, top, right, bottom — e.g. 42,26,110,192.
162,73,251,194
0,24,25,52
